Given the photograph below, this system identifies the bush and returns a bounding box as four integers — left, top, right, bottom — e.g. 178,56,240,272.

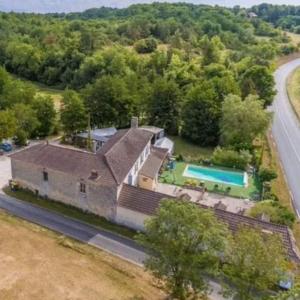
281,43,298,55
211,147,252,170
134,38,158,54
259,167,277,183
250,200,295,228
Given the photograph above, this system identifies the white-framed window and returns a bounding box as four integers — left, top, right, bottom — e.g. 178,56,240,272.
134,162,139,173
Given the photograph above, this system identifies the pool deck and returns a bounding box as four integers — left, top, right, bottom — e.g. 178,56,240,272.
156,183,254,214
160,162,260,199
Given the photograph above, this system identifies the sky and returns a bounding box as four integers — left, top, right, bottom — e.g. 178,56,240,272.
1,0,300,14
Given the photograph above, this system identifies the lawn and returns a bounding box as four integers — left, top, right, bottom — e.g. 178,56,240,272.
169,135,214,160
160,162,260,199
11,74,63,110
4,187,136,239
0,211,165,300
287,66,300,119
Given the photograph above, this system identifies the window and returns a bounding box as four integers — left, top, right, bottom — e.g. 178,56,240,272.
134,162,139,173
80,182,86,193
43,171,48,181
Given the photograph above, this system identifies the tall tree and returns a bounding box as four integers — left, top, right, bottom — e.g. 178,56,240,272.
221,94,271,149
240,65,275,106
83,75,133,128
137,200,228,300
224,227,288,300
0,110,16,141
12,103,40,145
32,95,56,137
60,90,87,136
148,78,181,135
181,82,220,146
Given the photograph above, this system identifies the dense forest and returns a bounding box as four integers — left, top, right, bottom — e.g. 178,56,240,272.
0,3,296,146
251,3,300,32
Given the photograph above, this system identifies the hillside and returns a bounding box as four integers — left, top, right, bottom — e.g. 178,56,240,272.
2,0,300,13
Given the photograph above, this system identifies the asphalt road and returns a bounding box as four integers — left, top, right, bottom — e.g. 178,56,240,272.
0,193,146,265
272,58,300,217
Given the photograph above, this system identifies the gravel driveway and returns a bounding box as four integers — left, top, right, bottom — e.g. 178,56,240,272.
0,155,11,193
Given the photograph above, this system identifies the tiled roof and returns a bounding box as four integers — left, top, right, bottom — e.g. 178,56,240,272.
10,128,153,186
139,147,168,179
10,143,116,185
103,129,153,184
118,184,300,263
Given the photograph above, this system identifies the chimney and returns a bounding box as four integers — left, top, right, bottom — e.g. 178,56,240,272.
131,117,139,129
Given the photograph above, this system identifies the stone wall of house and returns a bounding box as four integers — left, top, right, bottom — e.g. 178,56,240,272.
115,206,149,231
11,159,117,220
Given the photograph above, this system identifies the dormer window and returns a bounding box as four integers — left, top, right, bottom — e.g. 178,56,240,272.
43,171,48,181
80,182,86,193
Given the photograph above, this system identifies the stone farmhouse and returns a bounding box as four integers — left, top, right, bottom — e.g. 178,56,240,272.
10,121,300,263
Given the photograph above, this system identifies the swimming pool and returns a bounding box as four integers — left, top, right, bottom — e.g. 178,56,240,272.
183,165,248,187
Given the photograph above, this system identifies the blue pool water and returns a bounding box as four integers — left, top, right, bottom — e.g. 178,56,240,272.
183,165,247,187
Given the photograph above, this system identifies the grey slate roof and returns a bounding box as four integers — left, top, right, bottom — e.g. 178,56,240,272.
77,127,117,142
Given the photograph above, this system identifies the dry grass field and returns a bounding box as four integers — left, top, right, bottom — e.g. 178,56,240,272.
0,211,165,300
287,66,300,120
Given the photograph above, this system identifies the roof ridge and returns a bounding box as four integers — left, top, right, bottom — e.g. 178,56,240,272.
47,143,95,155
104,128,131,158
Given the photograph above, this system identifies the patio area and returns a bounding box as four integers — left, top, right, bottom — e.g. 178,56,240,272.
156,183,254,214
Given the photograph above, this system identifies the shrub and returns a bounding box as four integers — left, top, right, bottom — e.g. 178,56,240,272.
134,38,157,54
259,167,277,183
250,200,295,228
211,147,252,170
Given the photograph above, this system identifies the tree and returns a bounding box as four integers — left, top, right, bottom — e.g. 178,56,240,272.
11,104,39,145
137,200,228,300
32,95,56,137
250,200,295,228
181,82,220,146
259,167,278,183
83,75,133,128
148,78,181,135
221,94,271,149
134,37,158,54
60,90,87,136
199,35,223,66
0,110,16,141
240,65,275,106
224,227,288,300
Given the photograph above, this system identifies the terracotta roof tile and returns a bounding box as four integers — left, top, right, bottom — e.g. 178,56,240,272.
103,128,153,184
118,184,300,263
139,147,168,179
10,128,153,186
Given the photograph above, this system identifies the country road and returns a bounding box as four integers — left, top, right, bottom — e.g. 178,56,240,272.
0,193,146,265
272,58,300,217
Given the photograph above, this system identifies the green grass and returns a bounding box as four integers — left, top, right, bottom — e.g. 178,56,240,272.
160,162,260,199
169,136,214,160
287,66,300,120
11,74,63,110
3,187,136,239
